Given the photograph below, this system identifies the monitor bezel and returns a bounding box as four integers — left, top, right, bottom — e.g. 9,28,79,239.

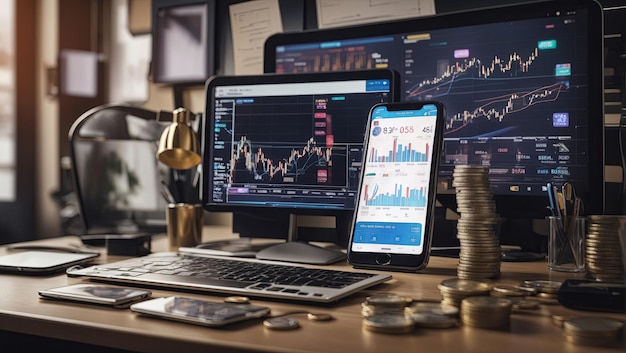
201,69,400,216
263,0,605,218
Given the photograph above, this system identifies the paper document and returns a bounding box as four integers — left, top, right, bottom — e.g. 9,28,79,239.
229,0,283,75
316,0,435,29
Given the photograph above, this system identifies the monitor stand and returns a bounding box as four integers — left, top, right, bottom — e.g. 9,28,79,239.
254,214,346,265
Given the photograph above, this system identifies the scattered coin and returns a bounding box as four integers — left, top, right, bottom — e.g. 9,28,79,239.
307,312,334,321
263,317,300,330
224,296,250,304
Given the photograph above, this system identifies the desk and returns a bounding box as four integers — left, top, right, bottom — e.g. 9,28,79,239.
1,226,624,353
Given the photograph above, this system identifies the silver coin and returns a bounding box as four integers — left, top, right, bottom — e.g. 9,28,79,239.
263,317,300,330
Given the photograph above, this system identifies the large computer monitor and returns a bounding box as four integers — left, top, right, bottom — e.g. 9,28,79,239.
264,0,605,252
202,70,398,263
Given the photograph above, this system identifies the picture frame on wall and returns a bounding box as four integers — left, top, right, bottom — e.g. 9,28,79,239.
151,0,216,85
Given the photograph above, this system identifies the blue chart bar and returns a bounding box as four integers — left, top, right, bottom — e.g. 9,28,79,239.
366,184,426,207
370,139,429,162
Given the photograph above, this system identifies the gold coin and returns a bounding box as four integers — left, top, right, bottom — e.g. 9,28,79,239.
307,312,334,321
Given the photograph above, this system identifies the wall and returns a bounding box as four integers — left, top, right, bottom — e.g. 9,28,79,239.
36,0,60,237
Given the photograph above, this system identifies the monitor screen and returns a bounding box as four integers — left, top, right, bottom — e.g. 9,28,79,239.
264,0,605,221
203,70,397,213
202,70,397,245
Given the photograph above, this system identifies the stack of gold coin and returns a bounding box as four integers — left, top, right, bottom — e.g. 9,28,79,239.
490,285,535,300
585,215,626,282
562,316,624,346
437,278,493,307
460,296,513,329
517,279,561,304
362,314,415,334
361,293,412,318
405,302,459,329
453,165,501,280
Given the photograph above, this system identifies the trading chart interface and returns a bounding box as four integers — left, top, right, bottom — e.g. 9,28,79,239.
274,10,591,197
208,79,392,210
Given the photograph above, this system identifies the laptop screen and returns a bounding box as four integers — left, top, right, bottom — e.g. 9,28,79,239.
202,70,398,213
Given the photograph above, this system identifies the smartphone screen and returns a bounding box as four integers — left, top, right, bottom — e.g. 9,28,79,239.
130,296,271,327
348,102,444,271
39,284,152,307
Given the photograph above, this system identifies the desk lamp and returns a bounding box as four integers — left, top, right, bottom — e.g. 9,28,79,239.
157,107,203,250
157,107,201,170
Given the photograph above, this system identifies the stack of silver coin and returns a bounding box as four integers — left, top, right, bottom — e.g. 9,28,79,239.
585,215,626,282
437,277,493,307
453,165,501,279
460,296,513,329
562,316,625,346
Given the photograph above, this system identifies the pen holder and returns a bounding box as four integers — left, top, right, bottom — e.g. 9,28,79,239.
166,203,203,251
548,216,585,272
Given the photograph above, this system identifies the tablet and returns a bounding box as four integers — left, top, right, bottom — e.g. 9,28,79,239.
0,251,99,275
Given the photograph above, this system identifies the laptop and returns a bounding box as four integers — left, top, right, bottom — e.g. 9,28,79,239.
66,252,392,303
67,71,396,303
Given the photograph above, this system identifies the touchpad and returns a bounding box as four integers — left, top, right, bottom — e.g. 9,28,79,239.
375,254,391,265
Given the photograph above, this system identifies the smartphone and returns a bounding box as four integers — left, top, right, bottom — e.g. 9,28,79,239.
130,296,271,327
347,101,445,271
39,284,152,308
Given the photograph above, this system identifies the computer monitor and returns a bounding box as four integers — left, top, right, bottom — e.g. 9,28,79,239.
202,70,398,263
70,108,169,235
264,0,605,252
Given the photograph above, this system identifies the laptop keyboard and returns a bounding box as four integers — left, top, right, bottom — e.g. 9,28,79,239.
99,254,375,289
72,253,393,302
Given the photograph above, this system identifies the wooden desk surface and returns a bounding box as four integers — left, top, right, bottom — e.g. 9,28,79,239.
1,226,624,353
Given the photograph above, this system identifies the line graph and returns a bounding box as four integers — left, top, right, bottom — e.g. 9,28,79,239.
404,44,571,135
229,136,333,184
407,48,540,99
445,82,566,134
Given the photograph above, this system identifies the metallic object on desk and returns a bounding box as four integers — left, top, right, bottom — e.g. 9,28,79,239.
562,316,624,346
452,165,502,280
263,317,300,330
405,302,459,329
166,203,203,251
362,314,415,334
437,278,493,308
585,215,626,282
157,107,201,170
460,296,512,329
361,293,411,318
